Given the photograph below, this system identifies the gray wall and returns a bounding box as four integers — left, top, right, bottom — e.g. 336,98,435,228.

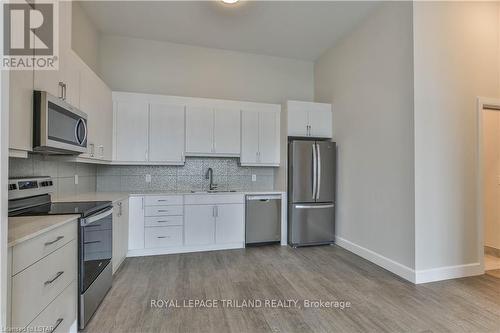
97,158,274,193
9,156,97,199
413,1,499,270
72,1,100,74
314,3,415,269
98,35,314,104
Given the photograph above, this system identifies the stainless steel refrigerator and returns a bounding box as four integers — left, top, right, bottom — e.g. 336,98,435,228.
288,140,336,247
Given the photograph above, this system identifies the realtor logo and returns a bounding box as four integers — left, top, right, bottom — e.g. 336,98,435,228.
2,0,58,69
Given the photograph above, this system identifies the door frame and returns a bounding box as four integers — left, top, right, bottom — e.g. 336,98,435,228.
476,97,500,275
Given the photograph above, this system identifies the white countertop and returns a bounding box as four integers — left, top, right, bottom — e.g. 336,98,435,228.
8,215,79,247
55,191,285,202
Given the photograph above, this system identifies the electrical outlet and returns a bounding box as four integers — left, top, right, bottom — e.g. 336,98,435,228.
145,174,152,183
252,174,257,182
74,174,79,185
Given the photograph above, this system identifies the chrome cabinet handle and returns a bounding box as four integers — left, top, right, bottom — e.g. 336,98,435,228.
157,199,167,202
44,271,64,286
212,206,216,217
157,236,170,239
58,82,64,99
157,210,168,213
118,202,122,217
84,240,101,245
89,143,95,157
50,318,64,333
44,236,64,246
156,220,169,223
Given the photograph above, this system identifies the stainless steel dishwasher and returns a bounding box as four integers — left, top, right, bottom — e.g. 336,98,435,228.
246,195,281,246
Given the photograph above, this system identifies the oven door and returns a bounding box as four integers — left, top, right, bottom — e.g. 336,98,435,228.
79,207,113,293
34,91,88,154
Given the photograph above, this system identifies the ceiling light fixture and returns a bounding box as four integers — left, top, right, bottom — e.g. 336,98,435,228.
221,0,239,4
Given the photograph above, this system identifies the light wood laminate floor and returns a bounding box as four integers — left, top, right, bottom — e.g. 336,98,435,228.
84,245,500,333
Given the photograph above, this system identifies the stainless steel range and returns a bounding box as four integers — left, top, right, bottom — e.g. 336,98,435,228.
8,177,113,330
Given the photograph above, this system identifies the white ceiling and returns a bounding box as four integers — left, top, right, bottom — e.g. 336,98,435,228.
79,1,378,61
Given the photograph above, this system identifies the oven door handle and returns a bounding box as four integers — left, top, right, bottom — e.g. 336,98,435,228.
81,207,113,226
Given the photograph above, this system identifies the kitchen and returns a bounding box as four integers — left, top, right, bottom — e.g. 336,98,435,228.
2,1,500,333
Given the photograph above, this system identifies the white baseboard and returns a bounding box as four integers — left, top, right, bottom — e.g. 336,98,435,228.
335,236,416,283
127,243,244,257
415,262,483,284
335,236,484,284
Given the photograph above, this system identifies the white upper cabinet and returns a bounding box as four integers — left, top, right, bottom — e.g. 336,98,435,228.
185,106,214,154
287,100,332,138
214,108,240,155
79,59,113,161
241,108,280,166
149,103,185,163
9,69,33,153
114,100,149,162
185,107,240,156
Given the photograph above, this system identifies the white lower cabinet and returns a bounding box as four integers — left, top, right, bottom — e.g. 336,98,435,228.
185,205,216,246
145,226,183,248
8,221,78,330
112,198,129,274
128,194,245,255
215,204,245,244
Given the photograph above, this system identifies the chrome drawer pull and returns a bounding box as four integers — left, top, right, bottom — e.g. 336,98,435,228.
50,318,64,332
44,236,64,246
84,240,101,245
44,271,64,285
157,199,167,202
157,210,168,212
157,220,169,223
157,236,170,239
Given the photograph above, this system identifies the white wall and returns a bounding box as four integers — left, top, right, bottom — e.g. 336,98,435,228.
413,2,499,272
314,3,415,272
482,110,500,251
98,35,314,104
72,1,100,74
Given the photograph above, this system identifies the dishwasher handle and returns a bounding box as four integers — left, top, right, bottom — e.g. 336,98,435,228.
246,195,282,201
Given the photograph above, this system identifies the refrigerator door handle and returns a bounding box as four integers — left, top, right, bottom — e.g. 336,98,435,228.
317,143,321,200
312,143,317,200
295,204,334,209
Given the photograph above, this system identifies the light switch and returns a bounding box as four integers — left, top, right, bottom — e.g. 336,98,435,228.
145,174,152,183
252,174,257,182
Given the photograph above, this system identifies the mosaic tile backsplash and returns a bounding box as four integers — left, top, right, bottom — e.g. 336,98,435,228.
96,158,276,192
9,155,97,199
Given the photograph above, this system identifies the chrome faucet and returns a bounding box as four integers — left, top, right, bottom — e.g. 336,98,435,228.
205,167,218,191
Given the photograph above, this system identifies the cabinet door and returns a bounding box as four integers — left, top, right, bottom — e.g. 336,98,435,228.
115,101,149,162
128,197,145,250
215,204,244,244
98,81,113,160
59,50,80,108
79,64,101,159
149,103,185,163
9,70,33,152
185,205,215,246
120,198,129,260
112,201,122,274
240,110,259,164
185,107,214,154
308,106,332,138
214,108,240,155
259,111,280,165
287,106,308,137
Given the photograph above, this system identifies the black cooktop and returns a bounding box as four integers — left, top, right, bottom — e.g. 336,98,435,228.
10,201,112,218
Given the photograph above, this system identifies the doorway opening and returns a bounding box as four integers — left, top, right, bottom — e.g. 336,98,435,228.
479,99,500,279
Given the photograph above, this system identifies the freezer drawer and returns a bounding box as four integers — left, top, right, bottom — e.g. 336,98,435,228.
245,195,281,245
288,203,335,247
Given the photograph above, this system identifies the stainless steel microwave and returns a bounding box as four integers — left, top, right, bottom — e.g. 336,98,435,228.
33,91,88,154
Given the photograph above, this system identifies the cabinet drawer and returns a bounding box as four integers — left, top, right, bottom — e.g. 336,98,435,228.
184,194,244,205
145,226,183,248
27,281,76,333
12,221,77,275
145,195,183,206
145,216,183,227
11,240,77,328
145,205,183,217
